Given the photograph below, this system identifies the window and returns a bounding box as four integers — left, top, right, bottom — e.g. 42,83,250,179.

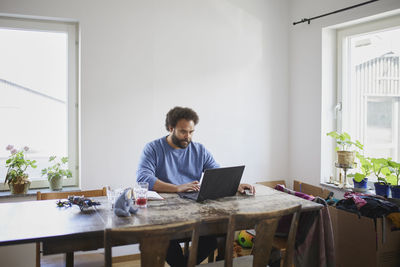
0,17,78,190
337,15,400,181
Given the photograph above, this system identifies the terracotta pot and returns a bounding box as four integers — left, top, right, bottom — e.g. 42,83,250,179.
337,151,355,167
49,176,63,191
10,181,31,194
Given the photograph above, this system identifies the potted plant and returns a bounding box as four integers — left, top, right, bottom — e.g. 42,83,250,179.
326,131,363,167
387,160,400,198
4,145,37,194
370,158,391,197
348,153,371,192
41,156,72,191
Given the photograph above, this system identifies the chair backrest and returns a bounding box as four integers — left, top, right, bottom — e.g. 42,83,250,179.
104,220,200,267
36,187,107,200
35,187,107,267
293,180,332,199
224,204,301,267
256,180,286,188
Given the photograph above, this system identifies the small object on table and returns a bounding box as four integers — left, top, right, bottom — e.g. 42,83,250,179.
134,182,149,208
56,196,101,211
114,188,138,217
244,189,254,196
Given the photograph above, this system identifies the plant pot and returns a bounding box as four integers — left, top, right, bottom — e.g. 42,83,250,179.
10,181,31,194
374,182,390,197
353,178,368,192
390,185,400,199
49,176,63,191
337,151,355,167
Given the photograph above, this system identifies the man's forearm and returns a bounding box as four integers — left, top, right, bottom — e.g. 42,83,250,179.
152,179,178,193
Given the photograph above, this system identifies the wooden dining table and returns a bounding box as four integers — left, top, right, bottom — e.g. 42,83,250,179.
0,184,322,266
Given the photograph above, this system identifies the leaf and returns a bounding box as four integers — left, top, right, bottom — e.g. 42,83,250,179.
355,140,364,150
386,175,397,185
381,167,391,176
342,132,351,141
354,173,366,182
327,131,340,139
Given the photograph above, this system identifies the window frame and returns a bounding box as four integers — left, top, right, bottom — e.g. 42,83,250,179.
0,16,79,190
335,15,400,182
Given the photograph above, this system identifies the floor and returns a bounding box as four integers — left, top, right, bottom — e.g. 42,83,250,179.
41,243,252,266
41,252,210,267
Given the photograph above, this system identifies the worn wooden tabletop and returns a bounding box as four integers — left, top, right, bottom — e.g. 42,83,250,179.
0,184,321,253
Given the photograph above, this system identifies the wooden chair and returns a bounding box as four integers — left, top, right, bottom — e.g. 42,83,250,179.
36,187,107,267
36,187,107,200
293,180,332,199
104,220,200,267
199,204,301,267
256,180,286,188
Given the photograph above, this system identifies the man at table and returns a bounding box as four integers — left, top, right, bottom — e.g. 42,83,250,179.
137,106,254,267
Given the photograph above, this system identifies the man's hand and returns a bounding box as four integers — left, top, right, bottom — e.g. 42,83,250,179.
176,181,200,192
238,183,255,195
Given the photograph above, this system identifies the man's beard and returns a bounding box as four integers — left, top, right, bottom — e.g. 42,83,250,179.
171,132,191,149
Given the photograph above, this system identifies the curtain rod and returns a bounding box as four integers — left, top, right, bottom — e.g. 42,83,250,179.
293,0,379,25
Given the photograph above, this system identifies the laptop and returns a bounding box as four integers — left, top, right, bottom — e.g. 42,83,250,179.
177,165,245,202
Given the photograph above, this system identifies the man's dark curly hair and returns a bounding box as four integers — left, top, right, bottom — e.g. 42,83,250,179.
165,106,199,131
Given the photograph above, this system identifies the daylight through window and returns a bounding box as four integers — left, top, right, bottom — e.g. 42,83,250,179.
0,17,78,189
338,16,400,181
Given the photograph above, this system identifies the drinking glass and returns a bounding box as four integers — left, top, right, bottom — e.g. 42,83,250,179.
106,186,123,210
134,182,149,208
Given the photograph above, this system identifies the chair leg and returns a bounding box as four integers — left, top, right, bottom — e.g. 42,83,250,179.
105,229,112,267
282,211,300,267
207,251,214,263
216,236,226,261
36,242,41,267
65,252,74,267
183,241,190,256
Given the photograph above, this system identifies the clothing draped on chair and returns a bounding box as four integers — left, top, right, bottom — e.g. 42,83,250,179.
274,184,336,267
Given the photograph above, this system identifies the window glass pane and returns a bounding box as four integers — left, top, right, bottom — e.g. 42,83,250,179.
367,147,394,159
0,28,68,181
366,97,392,144
339,21,400,183
346,27,400,163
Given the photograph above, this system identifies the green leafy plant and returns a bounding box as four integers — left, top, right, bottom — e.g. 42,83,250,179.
370,158,392,184
4,145,37,185
41,156,72,181
386,160,400,186
348,153,372,182
326,131,363,151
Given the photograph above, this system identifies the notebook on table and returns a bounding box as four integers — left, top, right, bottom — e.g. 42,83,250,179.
177,165,245,202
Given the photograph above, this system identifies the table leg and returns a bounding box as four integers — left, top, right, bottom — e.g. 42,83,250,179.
65,252,74,267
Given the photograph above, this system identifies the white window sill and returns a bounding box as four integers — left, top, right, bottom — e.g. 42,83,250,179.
319,181,377,199
0,186,80,200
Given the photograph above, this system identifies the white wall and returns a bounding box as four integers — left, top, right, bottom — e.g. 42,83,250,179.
0,0,290,189
288,0,400,187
